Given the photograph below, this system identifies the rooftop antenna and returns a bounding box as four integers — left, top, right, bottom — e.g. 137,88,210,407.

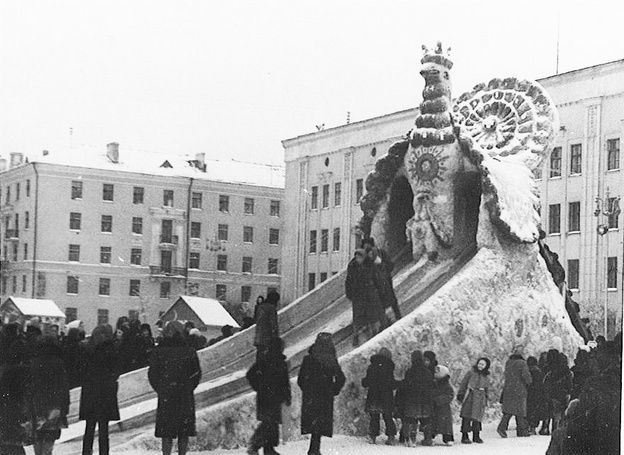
346,111,351,125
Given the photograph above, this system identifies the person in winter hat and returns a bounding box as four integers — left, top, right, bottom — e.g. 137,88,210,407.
361,347,397,445
497,345,532,438
457,357,491,444
432,365,455,445
254,292,280,354
526,356,547,435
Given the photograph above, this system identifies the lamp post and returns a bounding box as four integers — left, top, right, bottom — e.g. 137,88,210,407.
594,188,621,337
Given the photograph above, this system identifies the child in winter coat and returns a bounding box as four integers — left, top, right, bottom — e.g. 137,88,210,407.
457,357,491,444
432,365,455,446
361,347,397,445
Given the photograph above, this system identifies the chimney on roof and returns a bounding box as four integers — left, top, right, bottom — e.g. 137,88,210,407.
107,142,119,163
42,150,49,156
9,152,24,168
0,158,7,172
195,152,206,172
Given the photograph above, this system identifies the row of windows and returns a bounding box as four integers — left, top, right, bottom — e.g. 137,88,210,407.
3,212,30,234
566,257,618,290
309,228,341,253
309,179,364,210
307,271,339,291
547,200,619,234
1,180,31,205
537,139,620,179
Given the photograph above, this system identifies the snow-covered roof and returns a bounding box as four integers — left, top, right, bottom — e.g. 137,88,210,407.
2,297,66,318
170,295,240,328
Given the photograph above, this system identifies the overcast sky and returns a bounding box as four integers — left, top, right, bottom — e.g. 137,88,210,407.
1,0,622,166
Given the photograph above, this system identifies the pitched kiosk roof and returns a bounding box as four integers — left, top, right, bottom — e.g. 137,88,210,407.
3,297,66,318
171,295,240,328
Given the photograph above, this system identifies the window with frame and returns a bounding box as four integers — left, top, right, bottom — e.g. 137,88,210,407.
68,244,80,262
244,198,255,215
567,259,579,290
132,217,143,234
269,228,279,245
308,273,316,291
129,279,141,296
607,257,618,289
23,243,28,260
607,138,620,171
310,186,318,209
219,195,229,212
191,192,202,209
12,276,16,294
67,276,79,294
218,224,229,241
24,211,29,230
243,226,254,243
26,180,30,197
550,147,562,178
160,281,171,299
100,246,112,264
101,215,113,233
334,182,342,206
65,307,77,323
99,277,111,296
320,229,328,252
21,275,26,293
217,254,228,271
14,213,18,232
15,183,19,201
241,285,252,303
268,258,278,275
548,204,561,234
242,256,252,273
356,179,364,203
5,186,10,204
11,243,17,261
69,212,82,230
270,200,280,217
163,190,174,207
130,248,142,265
570,144,582,175
190,222,201,239
97,309,109,325
103,183,114,201
320,272,327,283
332,228,340,251
608,197,620,229
133,186,144,204
309,230,317,253
216,284,227,301
322,184,330,208
71,180,83,199
568,202,581,232
189,252,200,269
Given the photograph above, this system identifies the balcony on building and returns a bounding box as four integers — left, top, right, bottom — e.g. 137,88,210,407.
149,266,187,277
4,229,18,240
159,234,179,249
0,259,10,275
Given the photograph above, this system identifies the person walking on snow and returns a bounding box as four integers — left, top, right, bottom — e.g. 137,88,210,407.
497,345,532,438
457,357,491,444
432,365,455,445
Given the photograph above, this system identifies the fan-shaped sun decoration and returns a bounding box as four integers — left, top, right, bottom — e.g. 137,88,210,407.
406,146,449,186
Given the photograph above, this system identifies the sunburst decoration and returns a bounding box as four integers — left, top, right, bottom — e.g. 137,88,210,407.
406,146,449,187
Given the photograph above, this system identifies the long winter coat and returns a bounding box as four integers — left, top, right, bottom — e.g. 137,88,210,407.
297,353,345,436
527,364,548,422
500,355,532,417
345,258,386,329
254,302,278,348
543,367,573,412
246,352,291,423
79,340,120,422
432,377,454,435
361,354,396,413
458,368,490,422
0,340,31,447
398,362,435,419
148,337,202,438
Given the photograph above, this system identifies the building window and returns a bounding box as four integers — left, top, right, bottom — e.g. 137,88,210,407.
163,190,174,207
189,252,200,269
310,186,318,209
15,183,20,201
216,284,227,301
190,222,201,239
217,254,228,271
69,212,82,230
320,229,329,252
607,138,620,171
218,224,229,241
71,180,83,199
244,198,255,215
548,204,561,234
241,286,252,303
129,279,141,297
550,147,562,178
160,281,171,299
322,184,330,208
11,243,17,261
26,180,30,197
570,144,582,175
568,202,581,232
309,230,317,253
65,307,77,323
608,197,620,229
97,309,109,325
5,186,10,204
191,192,202,209
132,217,143,234
268,258,278,275
21,275,26,293
103,183,114,201
100,246,112,264
99,277,111,296
101,215,113,233
607,257,618,289
308,273,316,291
333,228,340,251
130,248,142,265
242,256,252,273
219,195,229,212
270,200,280,217
567,259,579,290
334,182,342,206
320,272,328,283
68,244,80,262
133,186,144,204
67,276,79,294
14,214,18,233
24,211,29,230
23,243,28,260
243,226,254,243
269,228,279,245
11,276,16,294
356,179,364,203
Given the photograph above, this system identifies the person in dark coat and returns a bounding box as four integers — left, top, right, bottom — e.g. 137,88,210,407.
526,356,547,435
457,357,491,444
361,347,397,445
297,333,345,455
497,345,532,438
29,335,70,455
148,320,202,455
61,327,85,389
570,348,592,400
432,365,454,445
136,323,155,368
254,292,279,353
79,324,120,455
246,337,291,455
543,350,573,433
361,238,401,322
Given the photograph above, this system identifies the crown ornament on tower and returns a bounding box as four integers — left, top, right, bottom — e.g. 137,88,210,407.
421,41,453,69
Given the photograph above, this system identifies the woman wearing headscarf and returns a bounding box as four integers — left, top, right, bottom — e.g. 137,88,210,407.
457,357,491,444
79,324,120,455
148,320,202,455
297,333,345,455
399,350,435,447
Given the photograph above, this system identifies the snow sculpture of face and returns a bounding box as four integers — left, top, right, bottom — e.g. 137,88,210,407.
477,359,487,370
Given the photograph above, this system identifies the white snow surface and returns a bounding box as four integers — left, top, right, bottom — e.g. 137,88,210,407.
167,296,241,329
3,297,66,318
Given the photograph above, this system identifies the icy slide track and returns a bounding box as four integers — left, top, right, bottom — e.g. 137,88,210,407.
59,243,476,444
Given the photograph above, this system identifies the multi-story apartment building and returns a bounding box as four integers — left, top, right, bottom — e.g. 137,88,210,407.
0,143,284,331
282,59,623,338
